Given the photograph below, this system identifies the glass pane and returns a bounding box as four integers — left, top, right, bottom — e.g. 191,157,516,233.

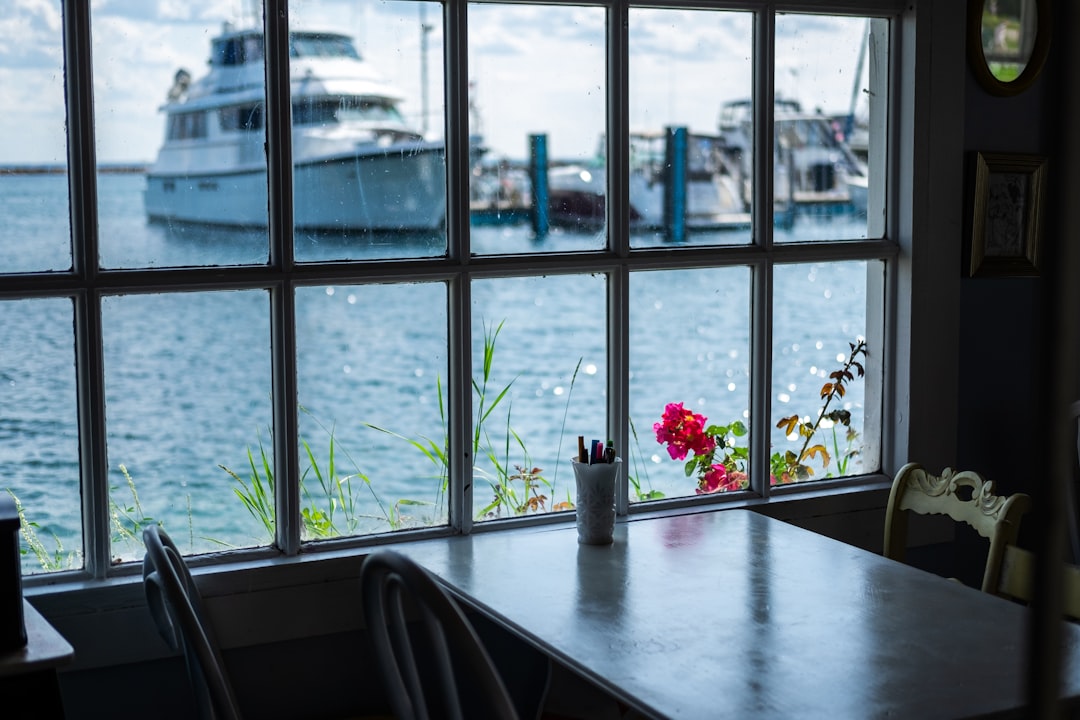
291,1,447,261
94,5,271,268
0,3,71,273
771,261,874,483
103,291,272,560
629,9,753,248
628,268,752,502
0,299,81,574
469,4,606,253
295,282,448,535
471,275,607,520
774,14,886,240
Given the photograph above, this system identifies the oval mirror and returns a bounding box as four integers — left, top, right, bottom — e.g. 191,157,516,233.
967,0,1051,96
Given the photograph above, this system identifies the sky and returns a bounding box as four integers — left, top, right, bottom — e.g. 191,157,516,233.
0,0,872,165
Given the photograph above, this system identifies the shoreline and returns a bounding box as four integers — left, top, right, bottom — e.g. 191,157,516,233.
1,164,147,175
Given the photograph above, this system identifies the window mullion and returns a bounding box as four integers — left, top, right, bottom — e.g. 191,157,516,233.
607,0,630,253
264,0,301,555
446,0,472,533
63,0,110,578
749,7,776,497
607,0,630,514
448,276,472,533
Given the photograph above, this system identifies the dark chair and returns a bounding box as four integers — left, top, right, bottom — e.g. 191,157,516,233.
143,525,396,719
360,549,520,720
1069,400,1080,564
142,524,242,720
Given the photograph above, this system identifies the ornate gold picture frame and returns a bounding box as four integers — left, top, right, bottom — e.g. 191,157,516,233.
969,152,1046,277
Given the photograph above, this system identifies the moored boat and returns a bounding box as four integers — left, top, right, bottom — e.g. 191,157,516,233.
144,25,446,232
547,131,751,231
719,98,868,219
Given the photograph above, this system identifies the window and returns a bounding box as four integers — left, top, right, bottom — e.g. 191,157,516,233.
1,0,903,578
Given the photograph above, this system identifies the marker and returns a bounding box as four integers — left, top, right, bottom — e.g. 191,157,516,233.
578,435,587,463
604,440,615,463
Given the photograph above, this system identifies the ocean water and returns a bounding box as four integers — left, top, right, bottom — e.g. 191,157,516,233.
0,171,871,570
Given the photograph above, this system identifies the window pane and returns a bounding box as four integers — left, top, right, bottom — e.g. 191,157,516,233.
295,282,449,536
629,268,752,501
1,299,81,574
771,261,876,483
469,4,606,253
471,275,607,520
0,3,71,273
292,1,448,261
102,292,272,560
95,6,272,268
629,8,753,248
773,14,886,240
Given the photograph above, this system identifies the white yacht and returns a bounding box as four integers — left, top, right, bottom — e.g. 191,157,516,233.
718,98,869,219
144,26,446,232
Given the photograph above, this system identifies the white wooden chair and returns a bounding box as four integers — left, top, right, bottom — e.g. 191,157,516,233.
883,463,1030,593
997,544,1080,622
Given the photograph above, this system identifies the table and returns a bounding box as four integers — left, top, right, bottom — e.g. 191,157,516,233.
394,509,1080,719
0,599,74,718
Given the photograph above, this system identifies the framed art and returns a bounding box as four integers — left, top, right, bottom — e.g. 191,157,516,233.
969,152,1046,277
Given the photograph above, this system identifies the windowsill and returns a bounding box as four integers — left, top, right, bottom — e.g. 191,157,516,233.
26,477,893,672
28,474,891,603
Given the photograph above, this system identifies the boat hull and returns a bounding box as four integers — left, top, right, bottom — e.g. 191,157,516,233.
547,164,750,232
144,147,447,232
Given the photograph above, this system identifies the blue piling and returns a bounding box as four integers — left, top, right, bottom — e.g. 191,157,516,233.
529,134,549,238
664,126,687,243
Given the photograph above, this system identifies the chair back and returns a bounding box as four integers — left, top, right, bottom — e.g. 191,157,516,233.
360,549,519,720
997,544,1080,622
143,525,242,720
884,463,1030,593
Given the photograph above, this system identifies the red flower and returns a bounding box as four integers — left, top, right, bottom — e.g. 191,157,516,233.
697,464,729,494
696,466,747,494
653,402,716,461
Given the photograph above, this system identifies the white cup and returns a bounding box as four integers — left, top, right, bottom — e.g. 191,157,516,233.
572,458,620,545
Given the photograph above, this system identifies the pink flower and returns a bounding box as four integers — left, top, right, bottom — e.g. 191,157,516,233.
696,466,747,494
697,464,729,494
653,402,716,461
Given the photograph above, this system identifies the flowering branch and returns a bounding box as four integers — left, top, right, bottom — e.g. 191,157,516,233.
654,338,867,493
774,339,866,480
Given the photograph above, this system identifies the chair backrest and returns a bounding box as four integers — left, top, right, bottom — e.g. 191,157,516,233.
359,549,519,720
883,463,1031,593
997,544,1080,622
143,525,242,720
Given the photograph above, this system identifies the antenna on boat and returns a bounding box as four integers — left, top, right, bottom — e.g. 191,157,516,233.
849,19,870,122
419,4,434,136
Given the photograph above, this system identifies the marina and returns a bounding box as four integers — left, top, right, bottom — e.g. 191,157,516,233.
132,24,869,239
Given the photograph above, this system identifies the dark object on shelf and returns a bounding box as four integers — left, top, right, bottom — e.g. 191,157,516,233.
0,494,27,651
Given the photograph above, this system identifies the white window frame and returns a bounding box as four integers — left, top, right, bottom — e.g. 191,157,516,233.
14,0,969,604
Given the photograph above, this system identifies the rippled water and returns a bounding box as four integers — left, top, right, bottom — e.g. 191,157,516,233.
1,172,869,568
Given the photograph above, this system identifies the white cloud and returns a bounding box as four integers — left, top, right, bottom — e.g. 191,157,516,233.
0,1,870,164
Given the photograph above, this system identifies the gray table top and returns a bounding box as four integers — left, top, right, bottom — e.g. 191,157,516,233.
393,508,1080,719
